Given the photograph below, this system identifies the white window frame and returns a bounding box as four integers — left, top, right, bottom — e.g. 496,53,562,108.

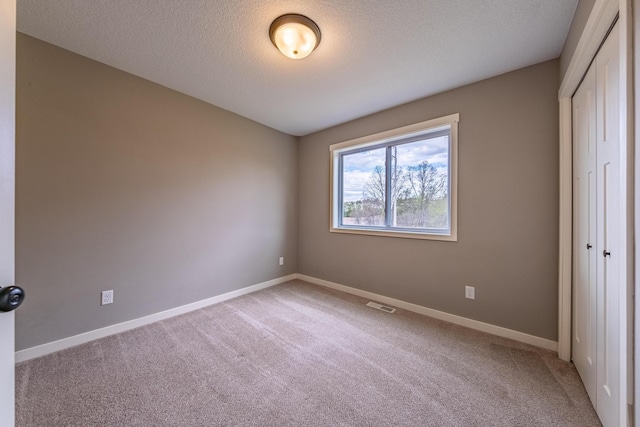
330,113,459,241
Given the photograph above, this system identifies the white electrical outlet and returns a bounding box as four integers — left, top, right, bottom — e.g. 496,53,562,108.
101,290,114,305
465,286,475,300
279,257,284,266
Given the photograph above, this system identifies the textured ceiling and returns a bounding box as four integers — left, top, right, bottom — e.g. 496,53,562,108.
17,1,578,136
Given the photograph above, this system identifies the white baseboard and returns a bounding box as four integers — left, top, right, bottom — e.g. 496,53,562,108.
296,274,558,352
15,274,297,363
16,272,558,362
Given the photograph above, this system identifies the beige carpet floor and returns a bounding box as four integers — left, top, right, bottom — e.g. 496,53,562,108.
16,280,601,426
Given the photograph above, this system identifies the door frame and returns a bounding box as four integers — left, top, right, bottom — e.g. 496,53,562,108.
0,0,16,425
558,0,633,422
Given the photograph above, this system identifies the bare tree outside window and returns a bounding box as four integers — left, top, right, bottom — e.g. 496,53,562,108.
400,161,447,228
345,138,448,229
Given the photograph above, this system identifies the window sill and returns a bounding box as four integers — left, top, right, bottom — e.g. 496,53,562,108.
329,226,457,242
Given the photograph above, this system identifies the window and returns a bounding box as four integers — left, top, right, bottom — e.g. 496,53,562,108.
330,114,458,241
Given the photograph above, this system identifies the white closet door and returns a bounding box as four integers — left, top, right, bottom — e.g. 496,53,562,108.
572,21,621,427
595,22,620,427
572,62,597,406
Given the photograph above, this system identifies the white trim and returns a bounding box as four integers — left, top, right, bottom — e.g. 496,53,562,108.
557,0,620,363
328,228,457,242
16,272,559,363
558,97,573,362
329,113,459,241
559,0,620,98
619,0,634,412
15,274,297,363
634,0,640,419
328,113,460,152
297,274,558,352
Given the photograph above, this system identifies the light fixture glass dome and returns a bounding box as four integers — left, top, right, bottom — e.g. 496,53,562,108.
270,14,321,59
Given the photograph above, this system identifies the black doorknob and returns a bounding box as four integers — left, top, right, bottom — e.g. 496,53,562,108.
0,286,25,312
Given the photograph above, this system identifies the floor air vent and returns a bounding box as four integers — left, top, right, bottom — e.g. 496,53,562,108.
366,301,396,313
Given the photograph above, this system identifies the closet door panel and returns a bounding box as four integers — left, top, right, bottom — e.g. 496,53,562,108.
595,22,620,427
572,63,597,405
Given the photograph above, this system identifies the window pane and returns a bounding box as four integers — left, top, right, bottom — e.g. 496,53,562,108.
330,113,458,240
341,147,386,227
392,136,449,229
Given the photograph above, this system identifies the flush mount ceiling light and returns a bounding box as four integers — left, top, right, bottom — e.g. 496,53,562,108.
269,14,321,59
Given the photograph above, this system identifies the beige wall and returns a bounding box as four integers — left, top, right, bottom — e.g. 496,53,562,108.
15,32,562,349
298,60,560,340
15,34,298,350
560,0,596,78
